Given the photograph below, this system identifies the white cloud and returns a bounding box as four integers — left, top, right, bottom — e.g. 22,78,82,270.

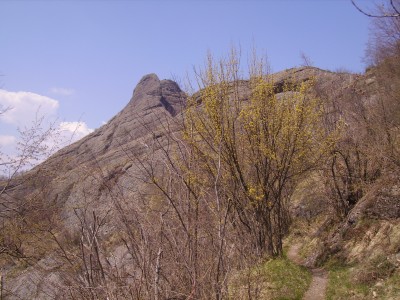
0,135,16,147
0,121,94,175
0,89,94,174
59,121,94,144
0,89,59,126
50,87,75,96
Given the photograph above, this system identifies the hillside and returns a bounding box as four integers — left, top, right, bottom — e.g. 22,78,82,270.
0,66,399,299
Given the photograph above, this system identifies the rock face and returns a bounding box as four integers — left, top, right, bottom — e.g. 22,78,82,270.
0,67,370,299
9,73,185,209
49,73,184,166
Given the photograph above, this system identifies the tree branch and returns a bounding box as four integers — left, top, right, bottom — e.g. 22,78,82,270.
351,0,400,18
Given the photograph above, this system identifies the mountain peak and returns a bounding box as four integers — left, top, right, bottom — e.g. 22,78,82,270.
125,73,184,117
131,73,161,99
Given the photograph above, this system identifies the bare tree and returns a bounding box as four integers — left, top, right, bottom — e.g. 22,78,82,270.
352,0,400,18
312,1,400,219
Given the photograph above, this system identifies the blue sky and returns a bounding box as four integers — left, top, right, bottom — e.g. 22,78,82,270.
0,0,376,166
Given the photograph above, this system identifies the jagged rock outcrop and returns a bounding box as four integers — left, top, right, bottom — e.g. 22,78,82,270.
48,73,185,166
2,73,185,212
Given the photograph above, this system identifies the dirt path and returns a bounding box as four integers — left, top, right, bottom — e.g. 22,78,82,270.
287,243,328,300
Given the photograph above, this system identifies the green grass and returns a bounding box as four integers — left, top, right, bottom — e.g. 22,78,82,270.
326,256,400,300
229,256,312,300
380,271,400,299
326,265,370,300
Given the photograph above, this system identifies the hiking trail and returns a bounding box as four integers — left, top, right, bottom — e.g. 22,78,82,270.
287,243,328,300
